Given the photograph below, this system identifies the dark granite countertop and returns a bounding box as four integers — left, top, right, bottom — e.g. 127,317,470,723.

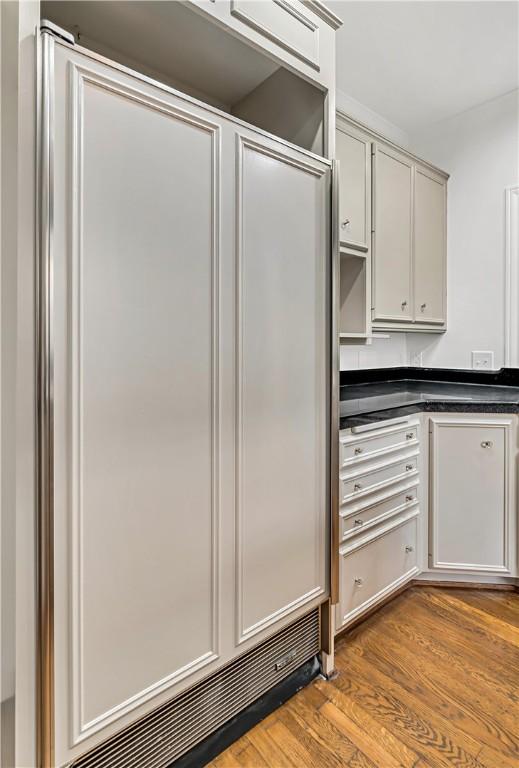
339,367,519,429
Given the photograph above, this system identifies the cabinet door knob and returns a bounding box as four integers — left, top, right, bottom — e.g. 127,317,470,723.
401,300,408,309
354,577,363,586
341,219,350,229
353,483,362,492
405,545,414,553
354,447,363,455
421,303,427,311
481,441,493,448
353,519,363,526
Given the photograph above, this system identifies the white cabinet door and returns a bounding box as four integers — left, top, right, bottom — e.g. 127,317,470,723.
51,43,228,763
414,167,446,324
235,131,329,645
429,416,516,574
372,144,413,322
336,124,371,252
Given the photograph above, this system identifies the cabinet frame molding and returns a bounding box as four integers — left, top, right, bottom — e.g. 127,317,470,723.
429,417,514,574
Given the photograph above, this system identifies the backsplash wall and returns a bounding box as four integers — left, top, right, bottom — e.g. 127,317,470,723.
340,334,408,370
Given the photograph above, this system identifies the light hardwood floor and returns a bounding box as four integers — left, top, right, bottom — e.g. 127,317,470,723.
207,587,519,767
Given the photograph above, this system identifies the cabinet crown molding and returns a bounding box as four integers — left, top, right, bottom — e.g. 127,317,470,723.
303,1,343,29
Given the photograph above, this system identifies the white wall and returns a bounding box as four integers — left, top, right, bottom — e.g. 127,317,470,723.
340,89,519,371
340,335,408,370
336,88,409,147
408,89,519,370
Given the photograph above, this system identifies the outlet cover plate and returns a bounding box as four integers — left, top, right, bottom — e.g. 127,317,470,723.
472,350,494,370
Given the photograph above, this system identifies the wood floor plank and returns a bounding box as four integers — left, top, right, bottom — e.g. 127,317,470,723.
263,718,323,768
347,612,519,758
385,590,519,698
449,590,519,628
477,743,519,768
284,686,358,764
332,652,486,767
428,589,519,647
347,749,379,768
276,703,346,768
230,737,267,767
313,676,419,768
208,751,242,768
317,698,412,768
206,587,519,767
246,726,295,768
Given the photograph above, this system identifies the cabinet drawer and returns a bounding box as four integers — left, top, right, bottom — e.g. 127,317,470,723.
230,0,320,70
340,424,418,467
336,514,418,630
341,453,418,503
340,485,418,541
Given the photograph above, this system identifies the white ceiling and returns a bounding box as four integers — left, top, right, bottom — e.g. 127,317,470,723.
330,1,519,133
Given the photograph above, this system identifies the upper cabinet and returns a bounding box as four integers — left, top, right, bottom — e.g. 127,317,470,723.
190,1,342,91
414,166,447,325
336,117,372,339
372,144,413,323
336,121,371,253
336,112,449,335
372,145,448,331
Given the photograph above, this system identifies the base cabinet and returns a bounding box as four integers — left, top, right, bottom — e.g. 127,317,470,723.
335,411,519,635
336,417,421,633
429,416,517,575
336,513,419,630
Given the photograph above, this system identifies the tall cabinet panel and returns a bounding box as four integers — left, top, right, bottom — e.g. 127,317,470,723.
372,144,413,322
51,44,227,762
235,134,328,644
45,36,330,766
414,167,447,324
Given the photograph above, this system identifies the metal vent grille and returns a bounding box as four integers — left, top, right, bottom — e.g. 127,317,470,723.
70,608,320,768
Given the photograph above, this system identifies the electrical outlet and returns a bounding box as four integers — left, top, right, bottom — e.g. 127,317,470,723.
472,350,494,370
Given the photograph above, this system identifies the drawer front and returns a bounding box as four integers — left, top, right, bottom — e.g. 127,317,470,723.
340,485,418,541
341,454,418,503
230,0,320,69
340,425,418,468
337,515,418,629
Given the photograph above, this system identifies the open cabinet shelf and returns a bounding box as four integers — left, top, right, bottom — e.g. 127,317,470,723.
339,251,371,340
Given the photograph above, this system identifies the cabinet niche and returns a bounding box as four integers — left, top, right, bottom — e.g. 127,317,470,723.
339,254,369,338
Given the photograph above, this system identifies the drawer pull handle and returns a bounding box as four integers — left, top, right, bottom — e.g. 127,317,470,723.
405,495,414,502
481,441,493,448
406,432,414,440
341,219,351,229
401,300,408,309
354,483,362,492
354,447,363,455
354,577,363,586
405,464,414,471
353,519,364,526
405,545,414,553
